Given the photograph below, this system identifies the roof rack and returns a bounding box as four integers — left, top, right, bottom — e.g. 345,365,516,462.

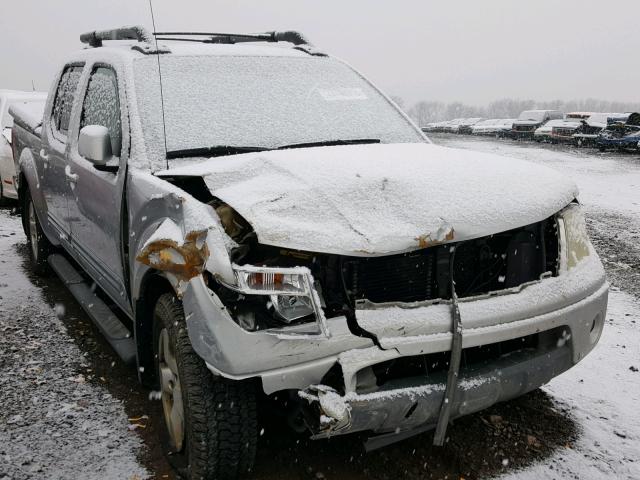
80,26,155,47
153,30,327,56
80,26,325,56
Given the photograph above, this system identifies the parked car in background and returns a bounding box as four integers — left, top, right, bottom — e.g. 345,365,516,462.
471,118,515,136
512,110,564,139
442,118,466,133
457,117,484,134
565,112,593,122
431,120,452,132
596,112,640,151
0,90,47,201
534,119,567,142
549,114,592,143
573,113,629,147
421,122,438,133
11,25,608,480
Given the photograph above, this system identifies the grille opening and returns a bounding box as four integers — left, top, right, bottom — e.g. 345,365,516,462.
342,217,558,306
356,329,567,394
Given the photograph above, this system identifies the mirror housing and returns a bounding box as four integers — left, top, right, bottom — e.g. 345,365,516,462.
78,125,112,165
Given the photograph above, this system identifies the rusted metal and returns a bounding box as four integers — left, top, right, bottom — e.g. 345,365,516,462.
136,231,209,281
415,227,455,249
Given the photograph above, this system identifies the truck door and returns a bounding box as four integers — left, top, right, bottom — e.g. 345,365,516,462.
40,64,84,243
66,65,130,313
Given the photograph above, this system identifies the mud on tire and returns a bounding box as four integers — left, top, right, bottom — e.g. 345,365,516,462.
153,293,258,480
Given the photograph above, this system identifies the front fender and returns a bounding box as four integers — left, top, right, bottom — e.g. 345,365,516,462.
127,169,235,302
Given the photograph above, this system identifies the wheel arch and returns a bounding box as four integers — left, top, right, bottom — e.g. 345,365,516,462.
17,148,59,245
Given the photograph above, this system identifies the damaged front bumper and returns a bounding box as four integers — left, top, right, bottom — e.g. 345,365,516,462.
294,268,607,441
181,250,607,384
301,335,572,443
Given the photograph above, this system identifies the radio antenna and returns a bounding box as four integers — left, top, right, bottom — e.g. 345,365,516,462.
148,0,169,169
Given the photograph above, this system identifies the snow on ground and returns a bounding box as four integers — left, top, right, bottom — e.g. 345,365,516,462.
434,135,640,480
0,211,149,480
501,288,640,480
439,136,640,222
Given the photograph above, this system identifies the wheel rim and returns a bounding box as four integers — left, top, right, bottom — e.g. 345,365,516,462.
28,201,39,260
158,328,185,451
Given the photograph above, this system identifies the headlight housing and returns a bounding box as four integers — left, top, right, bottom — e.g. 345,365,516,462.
225,264,330,337
270,294,315,323
557,203,592,273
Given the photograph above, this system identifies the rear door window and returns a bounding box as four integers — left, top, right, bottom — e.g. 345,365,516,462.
51,65,83,137
80,67,122,157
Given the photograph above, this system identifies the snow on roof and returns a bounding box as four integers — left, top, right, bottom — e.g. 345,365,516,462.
157,42,310,57
68,40,312,65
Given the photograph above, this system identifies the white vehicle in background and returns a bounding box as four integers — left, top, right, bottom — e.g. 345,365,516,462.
442,118,466,133
457,117,484,135
534,119,571,142
550,113,593,143
512,110,564,139
0,90,47,201
472,118,515,136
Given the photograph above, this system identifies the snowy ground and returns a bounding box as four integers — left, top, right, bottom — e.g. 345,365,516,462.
434,134,640,480
0,212,149,480
0,135,638,479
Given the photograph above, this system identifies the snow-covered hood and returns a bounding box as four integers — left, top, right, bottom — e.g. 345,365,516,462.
158,143,577,256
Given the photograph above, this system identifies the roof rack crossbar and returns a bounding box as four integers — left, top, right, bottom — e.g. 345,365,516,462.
152,30,313,46
80,26,154,48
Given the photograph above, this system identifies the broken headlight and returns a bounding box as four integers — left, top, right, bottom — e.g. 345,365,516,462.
270,294,314,323
558,203,592,272
234,268,307,295
225,264,330,336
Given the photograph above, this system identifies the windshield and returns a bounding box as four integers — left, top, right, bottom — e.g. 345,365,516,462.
518,111,546,122
134,54,423,165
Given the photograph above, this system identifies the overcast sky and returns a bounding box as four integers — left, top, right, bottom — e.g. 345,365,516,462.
1,0,639,105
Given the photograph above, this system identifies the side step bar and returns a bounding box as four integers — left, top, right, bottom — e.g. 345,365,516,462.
48,254,136,364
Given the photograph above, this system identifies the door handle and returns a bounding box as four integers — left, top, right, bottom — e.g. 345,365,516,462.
39,149,49,162
64,165,79,183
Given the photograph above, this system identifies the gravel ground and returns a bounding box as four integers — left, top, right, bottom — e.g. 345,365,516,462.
0,211,148,480
0,135,638,480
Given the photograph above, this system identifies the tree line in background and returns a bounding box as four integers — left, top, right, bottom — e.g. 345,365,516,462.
391,97,640,126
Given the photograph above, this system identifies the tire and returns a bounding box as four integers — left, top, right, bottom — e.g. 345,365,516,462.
0,181,8,208
153,293,258,480
23,189,52,275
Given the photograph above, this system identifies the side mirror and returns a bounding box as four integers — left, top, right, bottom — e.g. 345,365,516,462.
78,125,112,165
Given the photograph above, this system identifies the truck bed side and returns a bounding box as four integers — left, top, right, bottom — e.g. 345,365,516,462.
10,102,44,171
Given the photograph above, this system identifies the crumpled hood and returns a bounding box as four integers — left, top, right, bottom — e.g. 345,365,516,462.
158,143,577,256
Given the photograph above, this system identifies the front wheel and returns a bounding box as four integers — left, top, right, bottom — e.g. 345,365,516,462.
23,189,52,275
153,293,258,480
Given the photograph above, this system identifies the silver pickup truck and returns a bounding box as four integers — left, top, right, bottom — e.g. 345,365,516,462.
12,26,608,480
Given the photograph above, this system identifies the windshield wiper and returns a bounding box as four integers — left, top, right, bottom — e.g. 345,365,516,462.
276,138,380,150
166,145,270,160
